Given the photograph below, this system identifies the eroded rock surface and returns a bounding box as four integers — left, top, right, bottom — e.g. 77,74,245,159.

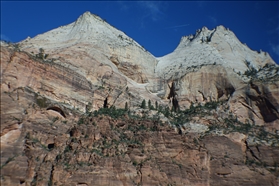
1,105,278,185
1,11,279,186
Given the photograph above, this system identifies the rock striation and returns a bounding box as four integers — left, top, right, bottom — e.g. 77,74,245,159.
1,11,279,185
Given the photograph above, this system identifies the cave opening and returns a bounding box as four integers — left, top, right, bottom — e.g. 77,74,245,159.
20,180,25,184
47,143,55,150
46,106,66,118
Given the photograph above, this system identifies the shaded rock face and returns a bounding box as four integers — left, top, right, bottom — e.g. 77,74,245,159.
1,11,279,186
1,107,278,186
229,79,279,128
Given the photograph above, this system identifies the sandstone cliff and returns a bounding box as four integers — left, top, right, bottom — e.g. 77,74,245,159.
1,11,279,185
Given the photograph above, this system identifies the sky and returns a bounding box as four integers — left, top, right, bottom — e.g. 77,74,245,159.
1,1,279,63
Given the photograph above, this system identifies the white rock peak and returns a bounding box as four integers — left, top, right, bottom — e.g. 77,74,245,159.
156,25,276,79
19,11,276,81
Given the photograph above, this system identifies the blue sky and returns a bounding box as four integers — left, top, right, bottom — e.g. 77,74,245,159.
1,1,278,63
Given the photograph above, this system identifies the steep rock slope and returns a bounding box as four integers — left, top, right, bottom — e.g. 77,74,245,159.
6,12,162,112
2,10,279,131
155,26,278,126
20,11,157,85
1,11,279,186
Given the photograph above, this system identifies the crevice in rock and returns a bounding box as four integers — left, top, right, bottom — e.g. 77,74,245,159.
103,97,108,108
193,166,198,178
248,95,279,122
167,82,180,112
245,140,261,162
198,90,207,101
19,180,25,184
69,127,79,137
256,146,261,158
225,86,235,97
171,150,183,159
177,127,183,135
110,86,126,108
262,97,279,120
216,172,232,176
215,79,235,99
238,100,261,119
137,162,143,185
216,87,224,99
207,28,217,42
250,82,261,94
77,183,88,186
49,164,54,186
167,82,176,99
31,172,38,186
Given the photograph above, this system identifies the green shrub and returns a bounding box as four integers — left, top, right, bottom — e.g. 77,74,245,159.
35,93,48,108
64,146,71,153
204,101,218,110
93,107,127,119
78,117,84,125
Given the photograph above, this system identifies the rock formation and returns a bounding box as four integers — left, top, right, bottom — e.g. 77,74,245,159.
1,11,278,185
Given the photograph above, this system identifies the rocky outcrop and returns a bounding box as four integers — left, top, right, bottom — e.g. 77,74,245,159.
154,25,278,126
0,45,157,113
1,11,279,186
13,12,279,127
229,66,279,128
1,106,278,186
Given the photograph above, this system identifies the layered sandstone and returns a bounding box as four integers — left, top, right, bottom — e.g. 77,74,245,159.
1,11,279,186
1,102,278,185
14,12,279,128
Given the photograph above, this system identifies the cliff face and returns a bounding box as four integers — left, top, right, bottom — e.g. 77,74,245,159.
14,12,279,127
1,101,278,185
1,11,279,185
154,25,278,126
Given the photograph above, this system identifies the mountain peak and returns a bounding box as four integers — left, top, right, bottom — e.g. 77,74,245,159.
75,11,102,25
78,11,103,21
78,11,93,20
157,25,276,79
18,12,275,76
178,25,230,45
82,11,92,16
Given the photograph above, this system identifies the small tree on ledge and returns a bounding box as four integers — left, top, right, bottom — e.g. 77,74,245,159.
141,99,146,109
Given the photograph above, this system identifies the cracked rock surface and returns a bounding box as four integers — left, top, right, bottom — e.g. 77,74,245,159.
1,11,279,185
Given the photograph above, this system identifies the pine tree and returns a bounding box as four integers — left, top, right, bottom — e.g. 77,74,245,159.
141,99,146,109
148,99,152,109
39,48,44,54
164,107,170,118
125,102,128,111
155,101,158,110
38,48,45,59
158,105,163,113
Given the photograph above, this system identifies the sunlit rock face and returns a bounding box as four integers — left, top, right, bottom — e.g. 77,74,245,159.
155,25,278,127
1,11,279,186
